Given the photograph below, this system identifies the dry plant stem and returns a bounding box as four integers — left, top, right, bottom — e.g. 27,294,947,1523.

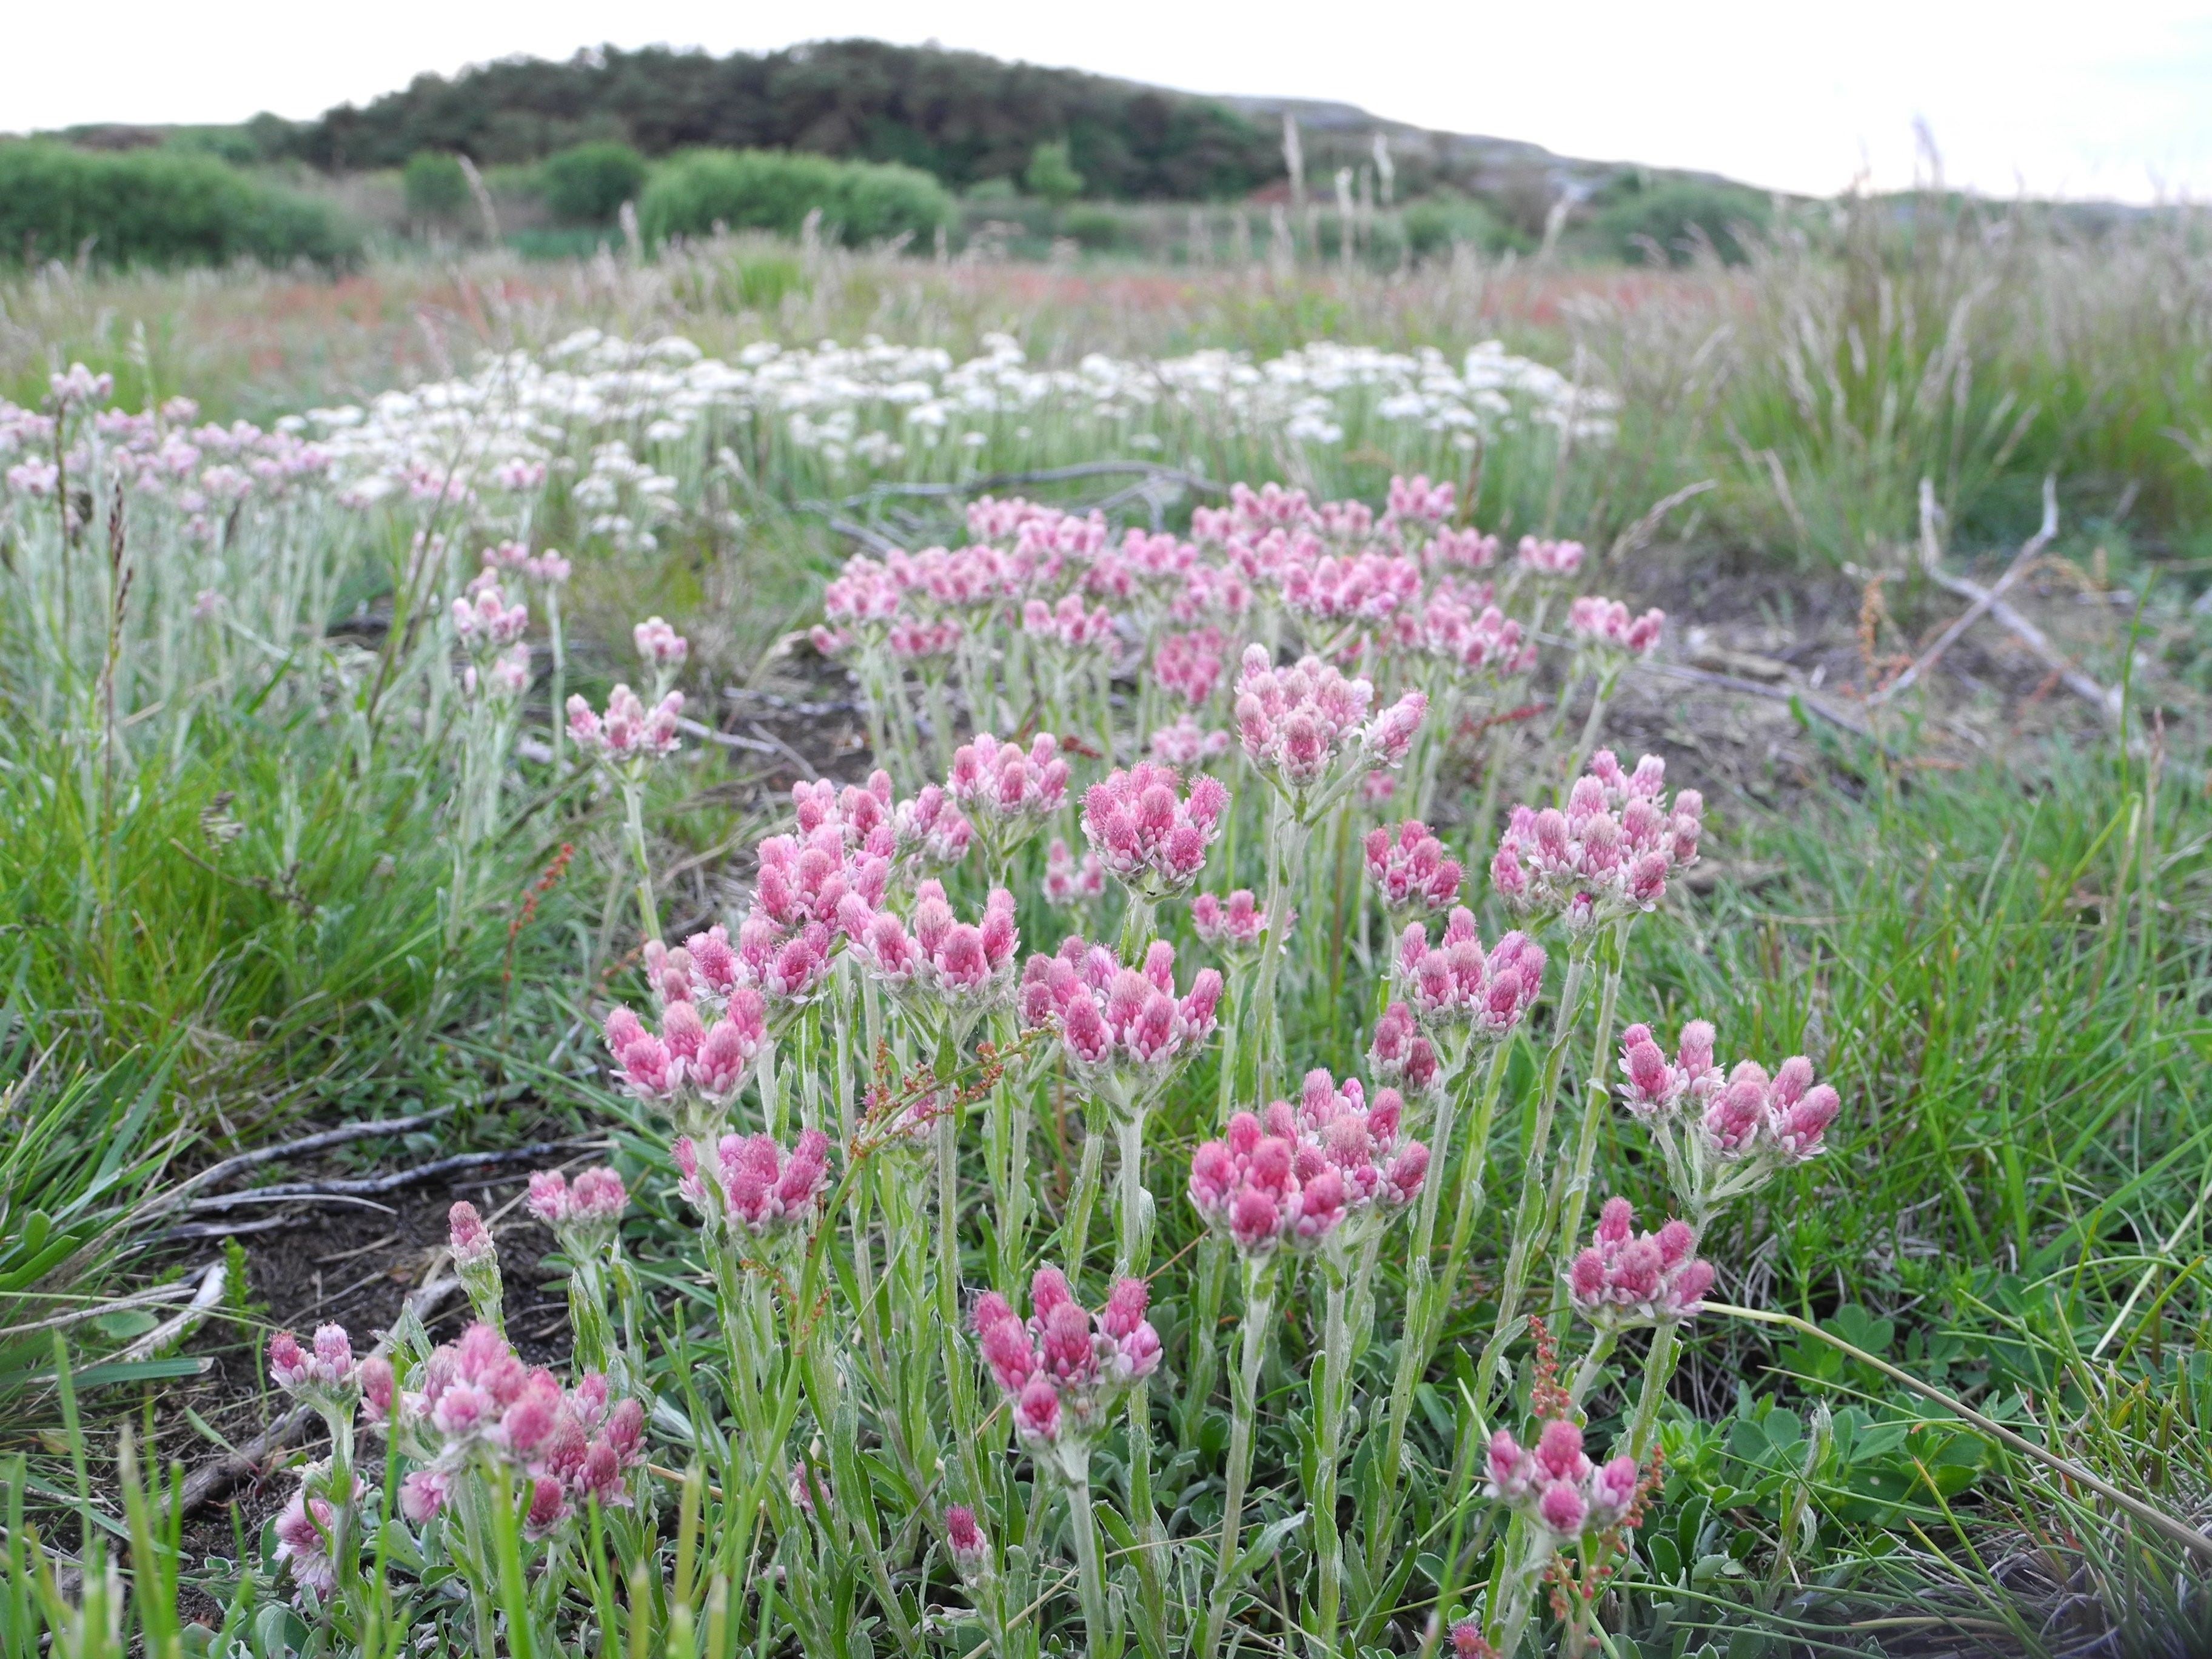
1197,1258,1278,1659
1706,1302,2212,1569
1546,918,1631,1327
1477,946,1593,1403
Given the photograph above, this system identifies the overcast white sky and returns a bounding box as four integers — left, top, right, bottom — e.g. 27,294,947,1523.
10,1,2212,203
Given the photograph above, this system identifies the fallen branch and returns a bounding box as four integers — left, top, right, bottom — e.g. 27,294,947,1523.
1908,477,2123,725
115,1261,227,1363
674,714,779,755
179,1141,592,1215
179,1275,461,1515
1625,659,1897,756
1874,476,2059,706
168,1105,458,1203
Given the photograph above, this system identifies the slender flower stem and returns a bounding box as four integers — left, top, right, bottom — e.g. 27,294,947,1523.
1067,1461,1116,1659
1197,1257,1277,1659
1476,945,1592,1406
1064,1106,1108,1291
1178,1234,1231,1444
1369,1037,1513,1574
1546,918,1630,1327
1627,1321,1681,1460
1309,1250,1353,1654
1569,1329,1618,1409
1114,1111,1152,1280
620,776,660,945
1563,665,1621,789
1252,802,1312,1101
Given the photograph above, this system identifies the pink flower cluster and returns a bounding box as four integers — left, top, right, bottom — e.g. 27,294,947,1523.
484,539,571,585
892,784,974,871
1564,1198,1714,1329
1147,714,1232,769
567,685,683,763
526,1167,629,1250
604,992,769,1110
947,732,1070,849
1567,595,1664,659
675,1128,834,1241
1392,912,1546,1036
1190,888,1284,955
1022,593,1115,651
1155,626,1228,708
391,1322,646,1530
973,1269,1161,1455
1621,1023,1840,1163
851,881,1021,1008
268,1324,365,1413
633,616,689,674
1187,1072,1427,1256
453,578,529,652
1386,472,1456,526
1234,647,1424,795
1081,763,1228,899
1019,937,1223,1097
1406,590,1535,678
1364,819,1464,914
1368,1002,1441,1096
1044,837,1105,906
1516,536,1586,578
1484,1418,1640,1540
1490,751,1702,929
1281,549,1423,625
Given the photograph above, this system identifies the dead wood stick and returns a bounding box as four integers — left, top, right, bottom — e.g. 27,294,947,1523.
179,1141,591,1215
1909,478,2123,724
168,1105,458,1202
1875,476,2059,706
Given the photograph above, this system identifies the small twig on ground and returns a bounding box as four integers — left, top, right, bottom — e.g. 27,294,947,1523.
1905,477,2123,725
1607,478,1717,560
115,1261,227,1362
179,1141,597,1215
1875,477,2059,706
1622,658,1897,756
166,1105,458,1204
674,714,779,754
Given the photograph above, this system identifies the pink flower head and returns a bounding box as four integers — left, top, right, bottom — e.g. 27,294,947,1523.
1449,1620,1500,1659
892,784,974,873
1190,888,1285,957
1386,472,1456,526
1566,1196,1713,1329
1147,714,1233,769
633,616,688,675
1155,626,1228,708
1516,536,1585,578
448,1202,495,1269
1616,1018,1723,1120
946,732,1068,860
1043,837,1105,907
273,1489,338,1600
269,1324,358,1401
1022,592,1115,652
971,1267,1160,1460
1491,752,1701,929
1367,1000,1441,1096
1408,591,1536,679
400,1468,449,1523
946,1504,989,1579
1395,913,1546,1042
567,685,683,765
1081,762,1229,900
1567,595,1664,660
1364,820,1464,915
452,579,529,654
699,1129,834,1242
856,881,1020,1019
1019,937,1221,1109
1428,525,1502,574
527,1165,629,1252
1281,549,1424,625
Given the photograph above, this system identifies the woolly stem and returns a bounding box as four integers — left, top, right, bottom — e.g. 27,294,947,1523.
1196,1256,1276,1659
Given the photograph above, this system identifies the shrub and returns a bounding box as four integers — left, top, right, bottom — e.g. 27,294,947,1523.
401,150,470,223
1025,138,1084,206
1592,178,1771,264
540,140,648,225
1060,203,1133,252
1403,193,1517,258
0,141,360,269
637,149,954,247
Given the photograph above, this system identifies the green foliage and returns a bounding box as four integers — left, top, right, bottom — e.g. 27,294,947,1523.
1401,193,1517,258
1590,176,1771,264
1024,138,1084,206
288,39,1281,199
0,142,360,270
401,150,470,223
538,141,648,225
638,149,954,247
1059,203,1130,251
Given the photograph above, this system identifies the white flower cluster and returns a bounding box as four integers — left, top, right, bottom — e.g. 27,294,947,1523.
297,330,1616,517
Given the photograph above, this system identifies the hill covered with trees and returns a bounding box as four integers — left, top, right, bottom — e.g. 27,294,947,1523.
279,39,1282,201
